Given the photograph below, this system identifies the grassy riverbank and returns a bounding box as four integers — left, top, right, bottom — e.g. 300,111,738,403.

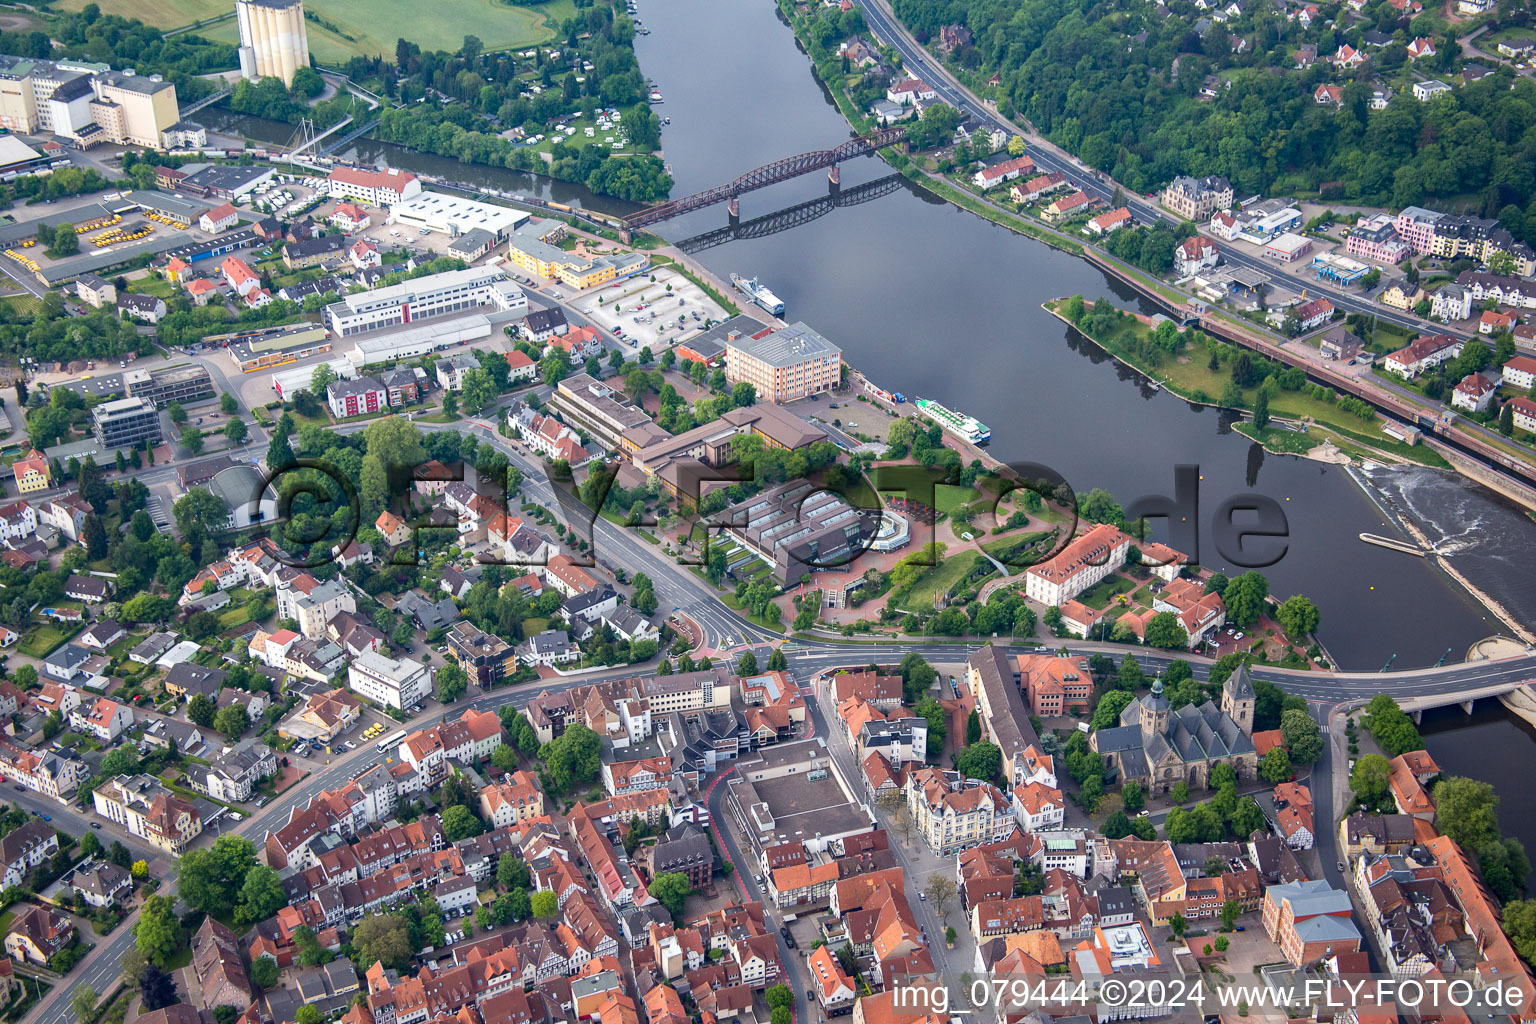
1044,299,1449,469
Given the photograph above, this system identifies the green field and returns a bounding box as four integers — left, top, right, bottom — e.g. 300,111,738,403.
181,0,574,61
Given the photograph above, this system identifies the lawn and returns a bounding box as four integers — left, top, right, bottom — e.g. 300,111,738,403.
129,276,175,300
1075,574,1137,611
897,550,988,612
0,295,42,317
18,621,78,658
197,0,572,61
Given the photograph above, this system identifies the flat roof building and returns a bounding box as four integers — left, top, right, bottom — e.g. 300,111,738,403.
724,321,843,403
124,365,216,408
91,396,160,449
325,266,526,337
390,193,528,239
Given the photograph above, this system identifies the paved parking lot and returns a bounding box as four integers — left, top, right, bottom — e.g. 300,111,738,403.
570,266,727,355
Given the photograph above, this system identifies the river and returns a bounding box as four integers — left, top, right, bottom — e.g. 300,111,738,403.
202,0,1536,676
1421,705,1536,890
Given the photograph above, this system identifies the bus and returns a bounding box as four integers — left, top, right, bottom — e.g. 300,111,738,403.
376,729,407,753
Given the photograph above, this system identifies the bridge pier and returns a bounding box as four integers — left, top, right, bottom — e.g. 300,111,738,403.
728,196,740,220
1412,709,1423,724
1461,699,1476,714
828,164,840,186
619,227,632,245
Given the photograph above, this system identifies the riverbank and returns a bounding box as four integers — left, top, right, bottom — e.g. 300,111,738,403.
1041,298,1443,469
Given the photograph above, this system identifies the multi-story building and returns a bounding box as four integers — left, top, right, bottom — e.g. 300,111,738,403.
724,322,843,404
1345,214,1410,263
347,650,431,710
1024,522,1132,606
1262,880,1361,965
445,620,516,688
198,741,277,803
1017,653,1093,717
1382,334,1464,377
125,365,216,408
9,450,48,494
480,771,544,828
0,739,85,799
1160,175,1234,221
0,820,58,889
68,696,131,743
91,396,160,449
0,55,179,149
324,166,420,207
90,70,180,149
324,266,525,336
504,221,649,289
1393,206,1444,254
236,0,311,87
327,377,388,419
905,767,1014,856
92,774,202,854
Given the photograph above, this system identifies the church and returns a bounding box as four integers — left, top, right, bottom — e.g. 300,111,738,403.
1092,665,1259,792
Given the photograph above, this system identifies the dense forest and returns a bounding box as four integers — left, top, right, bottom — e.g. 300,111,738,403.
892,0,1536,246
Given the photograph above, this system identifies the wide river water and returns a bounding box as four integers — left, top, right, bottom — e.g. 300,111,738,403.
204,0,1536,868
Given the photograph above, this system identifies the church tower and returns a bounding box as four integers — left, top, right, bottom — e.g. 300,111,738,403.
1222,663,1256,735
1139,675,1171,737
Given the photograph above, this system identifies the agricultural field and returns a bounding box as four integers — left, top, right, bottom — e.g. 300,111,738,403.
65,0,579,61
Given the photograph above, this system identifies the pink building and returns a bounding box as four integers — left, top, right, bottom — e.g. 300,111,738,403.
1393,206,1443,255
1345,214,1410,263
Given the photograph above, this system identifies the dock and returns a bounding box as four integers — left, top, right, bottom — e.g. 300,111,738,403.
1358,532,1426,557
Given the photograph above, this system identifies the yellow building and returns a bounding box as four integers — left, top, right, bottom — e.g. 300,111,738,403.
505,221,647,290
91,71,180,149
10,450,49,494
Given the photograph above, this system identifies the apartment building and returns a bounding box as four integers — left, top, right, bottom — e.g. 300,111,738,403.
325,266,525,336
324,166,421,206
1160,175,1234,221
92,774,203,854
905,767,1014,856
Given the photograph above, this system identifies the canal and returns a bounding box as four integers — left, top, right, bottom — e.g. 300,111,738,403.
206,0,1536,677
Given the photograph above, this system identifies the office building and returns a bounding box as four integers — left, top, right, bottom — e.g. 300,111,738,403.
325,266,526,336
91,396,160,449
124,365,216,408
324,166,420,206
236,0,311,88
347,650,431,710
724,321,843,403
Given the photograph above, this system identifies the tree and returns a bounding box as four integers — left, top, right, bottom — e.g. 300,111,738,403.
70,985,97,1024
1433,777,1501,853
966,709,982,745
1501,402,1516,436
296,1007,323,1024
352,913,414,972
224,418,249,444
1219,899,1241,931
251,955,279,990
766,985,794,1012
1363,694,1424,756
177,835,257,914
1171,781,1190,805
460,369,497,415
174,487,230,541
167,402,188,426
955,741,1002,782
436,662,469,704
187,693,217,727
1350,754,1392,806
650,872,694,917
767,646,788,672
179,425,204,454
1280,708,1323,764
1276,595,1320,639
737,651,758,675
80,830,102,859
1251,387,1270,431
897,652,938,703
83,513,108,560
1122,780,1144,814
1169,912,1188,939
1504,900,1536,965
138,963,177,1010
1143,612,1189,650
134,894,181,966
240,864,287,923
1093,690,1136,729
441,804,484,842
1214,935,1229,953
530,890,559,918
1222,571,1269,628
496,852,528,891
924,874,958,915
220,393,238,415
1258,747,1292,784
214,703,248,740
542,723,602,792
